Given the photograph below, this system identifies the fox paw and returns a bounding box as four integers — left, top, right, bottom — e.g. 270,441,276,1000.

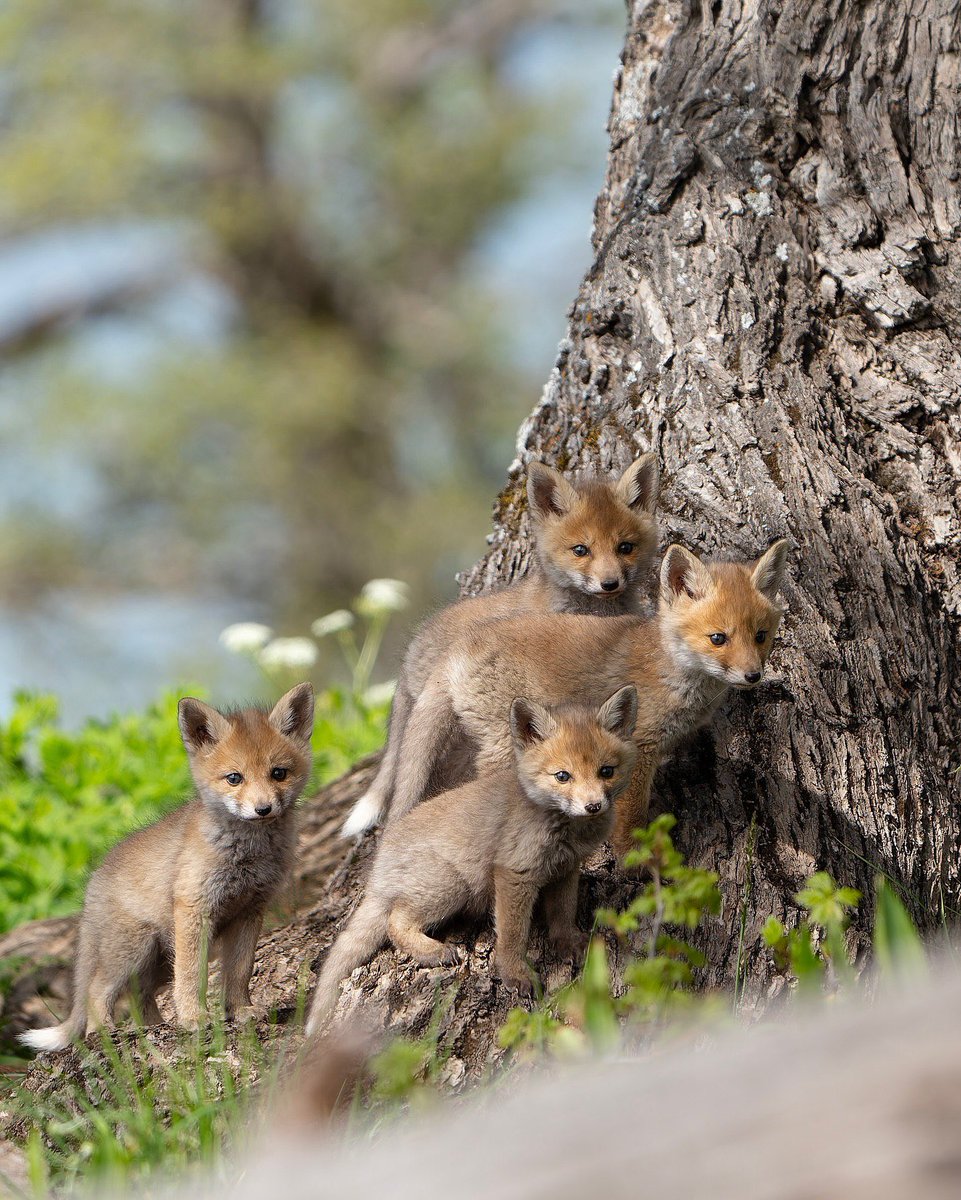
551,931,589,965
418,943,459,968
496,964,535,999
227,1004,257,1024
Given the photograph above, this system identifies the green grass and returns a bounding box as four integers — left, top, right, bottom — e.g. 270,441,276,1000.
0,688,388,935
13,1006,296,1197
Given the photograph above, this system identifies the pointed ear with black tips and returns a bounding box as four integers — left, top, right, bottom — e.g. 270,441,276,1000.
660,544,713,603
178,697,231,755
751,539,790,601
597,685,638,740
269,682,315,744
616,453,660,514
527,462,579,521
510,696,557,748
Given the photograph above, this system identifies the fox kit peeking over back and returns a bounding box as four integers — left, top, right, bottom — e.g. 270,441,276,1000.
387,540,789,857
342,453,659,837
308,685,638,1032
20,684,315,1052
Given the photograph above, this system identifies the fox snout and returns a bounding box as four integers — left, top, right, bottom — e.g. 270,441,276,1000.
238,791,283,820
575,792,609,817
587,562,626,595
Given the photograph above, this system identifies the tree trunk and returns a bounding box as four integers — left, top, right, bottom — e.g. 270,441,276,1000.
8,0,961,1085
463,0,961,989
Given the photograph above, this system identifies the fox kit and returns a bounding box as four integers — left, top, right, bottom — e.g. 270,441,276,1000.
308,686,638,1032
20,684,315,1052
341,453,659,837
388,540,789,857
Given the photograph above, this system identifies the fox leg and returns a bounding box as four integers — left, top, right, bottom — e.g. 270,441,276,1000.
386,904,457,967
131,942,172,1025
493,867,539,995
219,911,264,1020
613,751,658,861
542,869,587,963
84,972,121,1034
388,679,456,824
172,900,207,1029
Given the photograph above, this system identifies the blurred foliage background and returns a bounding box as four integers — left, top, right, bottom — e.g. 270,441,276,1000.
0,0,622,719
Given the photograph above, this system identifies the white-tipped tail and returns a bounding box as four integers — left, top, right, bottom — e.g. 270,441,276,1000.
18,1023,73,1052
340,790,384,839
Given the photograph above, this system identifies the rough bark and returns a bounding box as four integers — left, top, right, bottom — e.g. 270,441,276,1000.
7,0,961,1089
463,0,961,989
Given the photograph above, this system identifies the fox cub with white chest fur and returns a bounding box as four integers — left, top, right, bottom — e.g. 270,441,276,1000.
20,683,314,1052
342,453,659,837
308,685,637,1032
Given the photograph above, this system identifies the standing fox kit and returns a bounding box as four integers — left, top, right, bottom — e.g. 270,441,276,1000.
342,453,660,837
389,540,789,856
308,686,638,1032
20,684,315,1052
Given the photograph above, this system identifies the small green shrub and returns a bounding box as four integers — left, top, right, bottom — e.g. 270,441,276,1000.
762,871,861,992
499,815,722,1057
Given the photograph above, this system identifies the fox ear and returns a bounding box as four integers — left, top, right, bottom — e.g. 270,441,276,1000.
660,544,712,602
510,697,556,748
597,685,637,739
751,539,790,600
527,463,578,521
269,682,315,744
178,698,231,754
616,453,659,514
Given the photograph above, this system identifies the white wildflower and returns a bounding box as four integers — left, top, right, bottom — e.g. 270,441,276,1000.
356,578,410,616
258,637,318,671
219,623,274,654
311,610,355,638
363,680,397,707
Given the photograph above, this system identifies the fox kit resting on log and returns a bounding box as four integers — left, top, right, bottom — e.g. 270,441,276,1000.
388,541,789,857
20,684,315,1052
341,453,660,838
308,686,638,1033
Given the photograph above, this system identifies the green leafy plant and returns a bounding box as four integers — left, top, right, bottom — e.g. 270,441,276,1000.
762,871,861,992
500,815,722,1056
872,878,927,981
0,692,192,935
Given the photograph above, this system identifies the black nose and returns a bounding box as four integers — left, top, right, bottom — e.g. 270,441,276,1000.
601,579,620,592
744,671,762,684
255,804,273,816
585,801,602,814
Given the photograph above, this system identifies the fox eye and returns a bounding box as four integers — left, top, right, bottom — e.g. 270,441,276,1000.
709,632,727,647
224,772,243,786
571,545,589,558
598,765,615,779
554,770,571,783
271,767,288,781
616,542,635,555
755,630,768,644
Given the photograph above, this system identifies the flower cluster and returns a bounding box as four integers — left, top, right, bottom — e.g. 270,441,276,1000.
219,578,410,701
